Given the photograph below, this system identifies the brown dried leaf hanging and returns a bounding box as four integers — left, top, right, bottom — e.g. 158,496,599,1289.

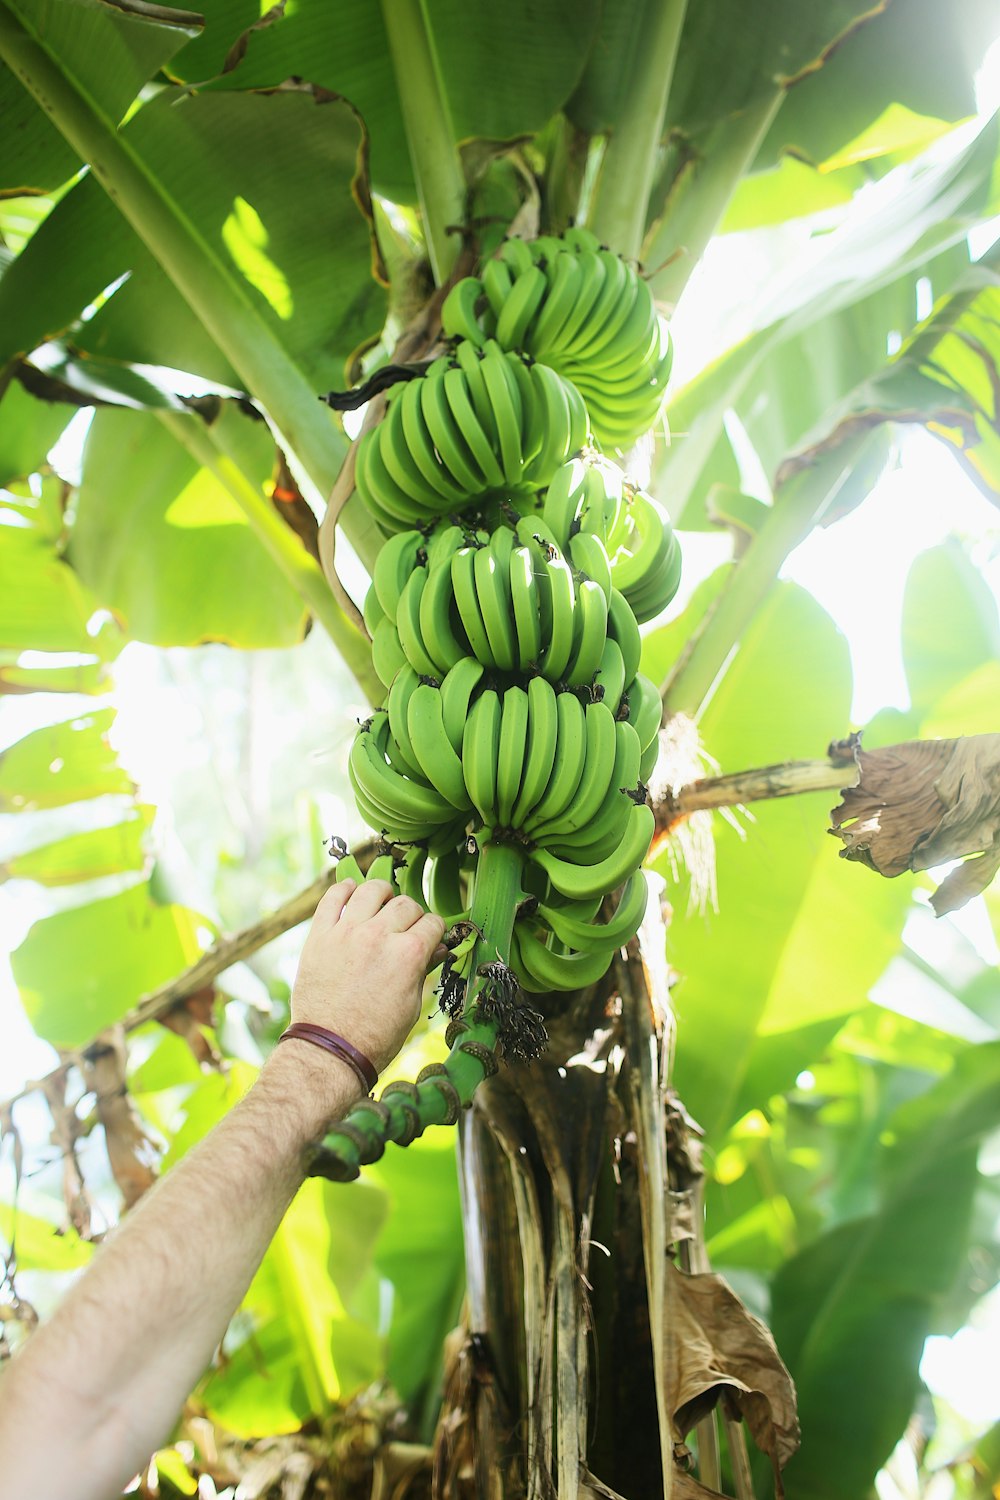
829,733,1000,914
663,1261,800,1499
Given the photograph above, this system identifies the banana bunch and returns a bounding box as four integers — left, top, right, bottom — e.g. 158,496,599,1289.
440,227,671,452
510,866,651,992
349,662,660,862
364,520,644,697
523,456,683,625
353,341,588,533
312,220,683,1182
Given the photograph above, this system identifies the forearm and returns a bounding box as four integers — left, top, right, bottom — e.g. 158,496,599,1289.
0,1042,359,1500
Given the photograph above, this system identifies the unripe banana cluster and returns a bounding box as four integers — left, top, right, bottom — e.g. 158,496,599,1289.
313,229,680,1181
440,228,671,450
354,341,588,531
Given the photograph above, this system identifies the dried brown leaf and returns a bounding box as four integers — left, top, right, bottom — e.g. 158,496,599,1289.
830,734,1000,913
663,1261,799,1498
80,1029,158,1208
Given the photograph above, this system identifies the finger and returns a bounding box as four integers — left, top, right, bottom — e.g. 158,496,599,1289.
311,879,356,930
410,911,447,961
338,878,396,923
375,894,427,932
429,942,448,968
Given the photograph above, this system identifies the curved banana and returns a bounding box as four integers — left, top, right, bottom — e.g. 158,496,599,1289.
538,551,576,682
531,801,654,901
395,567,440,679
479,342,524,486
510,924,616,993
593,636,626,714
530,250,584,356
407,683,472,811
509,544,542,669
538,867,648,954
440,655,485,754
371,617,407,688
421,360,484,497
497,237,535,276
511,675,559,829
565,577,609,688
462,690,502,828
452,546,496,666
482,258,514,321
525,690,587,830
399,376,467,506
443,364,505,490
441,277,486,345
497,685,530,827
495,263,547,350
474,540,518,671
419,558,467,675
568,529,612,603
607,587,642,683
530,696,617,844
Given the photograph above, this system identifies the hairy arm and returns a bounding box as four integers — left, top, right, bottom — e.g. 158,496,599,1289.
0,879,444,1500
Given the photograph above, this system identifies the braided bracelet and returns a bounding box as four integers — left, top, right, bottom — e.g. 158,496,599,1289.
278,1022,378,1094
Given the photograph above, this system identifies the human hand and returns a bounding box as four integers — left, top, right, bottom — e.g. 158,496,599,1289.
290,879,446,1074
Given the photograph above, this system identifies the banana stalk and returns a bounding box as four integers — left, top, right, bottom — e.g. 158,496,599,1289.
309,842,530,1182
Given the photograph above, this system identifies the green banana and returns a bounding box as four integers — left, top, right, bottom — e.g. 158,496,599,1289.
525,690,587,830
440,656,485,754
510,924,616,993
531,801,655,901
452,546,496,666
407,683,472,811
538,550,577,681
497,685,529,827
565,578,609,688
495,263,547,349
475,540,518,671
418,558,467,675
536,867,648,954
511,675,558,827
462,689,502,827
509,544,542,668
441,277,486,345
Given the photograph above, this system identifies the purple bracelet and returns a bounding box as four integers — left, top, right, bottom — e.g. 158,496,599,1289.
278,1022,378,1093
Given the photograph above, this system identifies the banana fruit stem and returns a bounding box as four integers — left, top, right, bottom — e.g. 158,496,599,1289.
310,841,526,1182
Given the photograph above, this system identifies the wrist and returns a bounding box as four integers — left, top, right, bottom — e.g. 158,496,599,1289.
261,1038,365,1138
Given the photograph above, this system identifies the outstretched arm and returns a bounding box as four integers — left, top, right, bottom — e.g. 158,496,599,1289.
0,878,445,1500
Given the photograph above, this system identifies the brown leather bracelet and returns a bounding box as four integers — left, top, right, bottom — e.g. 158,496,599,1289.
278,1022,378,1093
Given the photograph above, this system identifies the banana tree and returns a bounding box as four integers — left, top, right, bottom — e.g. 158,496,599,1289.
2,3,1000,1499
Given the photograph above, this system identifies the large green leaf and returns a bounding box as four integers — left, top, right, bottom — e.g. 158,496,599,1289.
0,708,132,811
0,523,101,653
659,119,1000,527
0,85,385,397
0,1202,93,1271
722,106,963,233
167,0,601,204
367,1129,465,1407
0,380,73,484
902,541,1000,714
662,581,855,1141
159,1067,386,1436
770,1042,1000,1500
0,808,150,885
68,406,309,648
11,880,205,1047
0,0,200,194
755,0,998,172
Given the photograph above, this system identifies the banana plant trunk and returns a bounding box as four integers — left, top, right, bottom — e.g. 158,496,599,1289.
432,899,696,1500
